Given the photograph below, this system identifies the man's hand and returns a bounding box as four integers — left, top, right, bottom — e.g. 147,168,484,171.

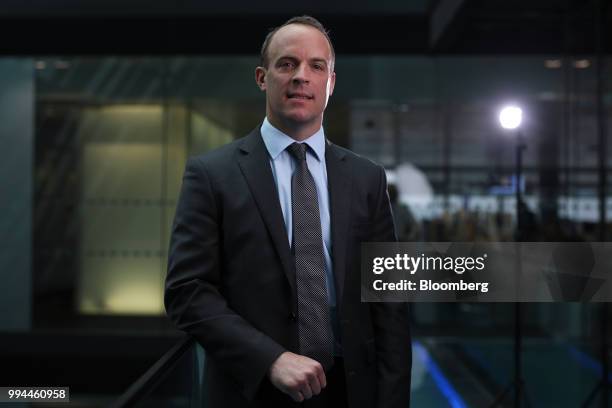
268,352,327,402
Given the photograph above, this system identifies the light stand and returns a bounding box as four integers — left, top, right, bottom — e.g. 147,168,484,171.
491,108,531,408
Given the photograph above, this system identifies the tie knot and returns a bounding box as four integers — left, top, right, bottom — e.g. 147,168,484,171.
287,142,307,163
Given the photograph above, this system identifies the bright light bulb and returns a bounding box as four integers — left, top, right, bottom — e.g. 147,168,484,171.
499,106,523,129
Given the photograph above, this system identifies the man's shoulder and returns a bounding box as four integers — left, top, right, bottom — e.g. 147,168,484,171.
188,130,255,169
327,142,384,173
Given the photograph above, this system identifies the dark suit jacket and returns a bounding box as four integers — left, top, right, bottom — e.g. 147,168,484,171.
165,127,411,407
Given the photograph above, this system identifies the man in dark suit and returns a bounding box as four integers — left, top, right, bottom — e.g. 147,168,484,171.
164,15,411,408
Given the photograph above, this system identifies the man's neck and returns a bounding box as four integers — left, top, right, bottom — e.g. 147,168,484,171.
267,117,322,142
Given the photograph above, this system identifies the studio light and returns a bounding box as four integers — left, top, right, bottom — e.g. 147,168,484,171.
499,106,523,130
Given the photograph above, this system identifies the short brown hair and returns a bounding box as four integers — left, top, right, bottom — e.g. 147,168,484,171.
260,15,335,69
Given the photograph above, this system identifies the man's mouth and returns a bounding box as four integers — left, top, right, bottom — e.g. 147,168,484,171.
287,93,313,100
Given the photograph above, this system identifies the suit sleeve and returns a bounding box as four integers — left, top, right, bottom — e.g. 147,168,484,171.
164,157,286,401
369,165,412,408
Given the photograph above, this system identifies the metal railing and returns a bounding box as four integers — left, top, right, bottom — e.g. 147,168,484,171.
111,335,204,408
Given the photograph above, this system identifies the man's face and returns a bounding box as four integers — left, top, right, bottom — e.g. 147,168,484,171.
255,24,336,133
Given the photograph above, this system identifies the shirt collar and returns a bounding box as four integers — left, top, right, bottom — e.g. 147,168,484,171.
260,117,326,162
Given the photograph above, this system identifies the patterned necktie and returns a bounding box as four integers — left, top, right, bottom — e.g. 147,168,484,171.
287,142,334,370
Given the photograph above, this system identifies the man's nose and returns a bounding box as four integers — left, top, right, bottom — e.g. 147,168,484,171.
292,63,310,84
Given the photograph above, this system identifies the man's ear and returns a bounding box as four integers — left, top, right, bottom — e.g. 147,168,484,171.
255,66,267,91
329,71,336,96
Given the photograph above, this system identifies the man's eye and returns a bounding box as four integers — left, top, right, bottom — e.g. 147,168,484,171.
280,62,294,68
313,64,324,71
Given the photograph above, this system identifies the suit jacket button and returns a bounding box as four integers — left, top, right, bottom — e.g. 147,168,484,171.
289,313,297,322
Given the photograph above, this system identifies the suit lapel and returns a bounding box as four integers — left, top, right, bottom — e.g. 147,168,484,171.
325,142,351,306
237,129,296,298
